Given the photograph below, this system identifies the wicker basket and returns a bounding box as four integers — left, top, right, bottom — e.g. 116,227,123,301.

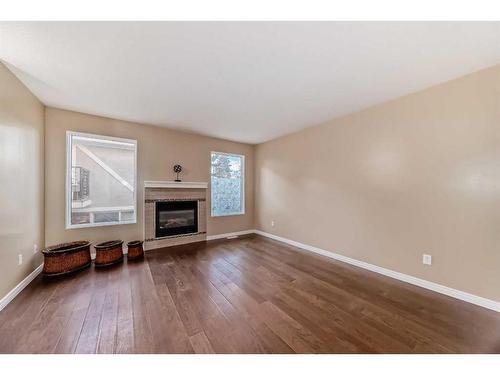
127,240,144,261
94,240,124,267
42,241,92,276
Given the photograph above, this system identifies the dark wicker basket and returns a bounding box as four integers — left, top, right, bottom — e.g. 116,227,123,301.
42,241,92,276
94,240,124,267
127,240,144,261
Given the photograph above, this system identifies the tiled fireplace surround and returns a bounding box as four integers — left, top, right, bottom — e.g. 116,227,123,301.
144,181,208,251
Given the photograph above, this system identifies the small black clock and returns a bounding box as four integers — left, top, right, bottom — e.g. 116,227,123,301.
173,164,182,182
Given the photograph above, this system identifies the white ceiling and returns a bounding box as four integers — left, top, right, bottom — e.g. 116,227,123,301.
1,22,499,144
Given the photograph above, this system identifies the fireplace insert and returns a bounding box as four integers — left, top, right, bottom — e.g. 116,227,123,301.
155,200,198,238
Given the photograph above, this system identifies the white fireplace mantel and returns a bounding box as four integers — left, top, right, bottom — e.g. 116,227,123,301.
144,180,208,189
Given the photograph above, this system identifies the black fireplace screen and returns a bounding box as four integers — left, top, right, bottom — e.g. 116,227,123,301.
155,200,198,238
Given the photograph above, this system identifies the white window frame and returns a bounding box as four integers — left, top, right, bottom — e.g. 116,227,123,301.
65,131,138,229
210,151,245,217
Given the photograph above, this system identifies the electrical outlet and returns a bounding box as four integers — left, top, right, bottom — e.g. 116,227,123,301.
271,220,275,227
18,254,23,266
33,244,38,254
422,254,432,265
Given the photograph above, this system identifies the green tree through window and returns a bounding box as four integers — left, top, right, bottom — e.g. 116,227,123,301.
211,152,244,216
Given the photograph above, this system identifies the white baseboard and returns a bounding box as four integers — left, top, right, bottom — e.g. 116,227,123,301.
0,264,43,312
207,229,255,241
254,230,500,313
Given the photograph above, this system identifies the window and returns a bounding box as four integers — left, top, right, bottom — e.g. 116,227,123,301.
66,131,137,228
211,152,245,217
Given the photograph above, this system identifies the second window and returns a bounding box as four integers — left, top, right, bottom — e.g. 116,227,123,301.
211,151,245,217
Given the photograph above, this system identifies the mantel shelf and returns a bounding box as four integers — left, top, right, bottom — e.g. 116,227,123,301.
144,181,208,189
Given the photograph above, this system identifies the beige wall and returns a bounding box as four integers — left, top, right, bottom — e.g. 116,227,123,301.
255,64,500,301
45,107,254,247
0,63,45,300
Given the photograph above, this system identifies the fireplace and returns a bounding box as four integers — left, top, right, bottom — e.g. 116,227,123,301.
155,200,198,238
145,181,207,250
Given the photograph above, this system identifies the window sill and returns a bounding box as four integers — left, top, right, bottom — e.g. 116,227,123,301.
66,220,137,230
211,212,245,218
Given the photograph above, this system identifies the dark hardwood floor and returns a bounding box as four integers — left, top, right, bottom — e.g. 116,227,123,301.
0,234,499,353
